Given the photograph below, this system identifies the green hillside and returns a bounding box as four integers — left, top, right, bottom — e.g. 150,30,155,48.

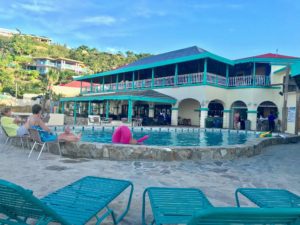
0,35,150,97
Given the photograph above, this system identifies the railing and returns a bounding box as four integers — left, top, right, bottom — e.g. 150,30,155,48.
81,73,271,94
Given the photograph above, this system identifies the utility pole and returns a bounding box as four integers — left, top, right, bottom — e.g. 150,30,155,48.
282,65,290,133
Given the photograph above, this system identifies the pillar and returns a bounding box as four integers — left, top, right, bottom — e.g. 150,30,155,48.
148,103,154,118
151,68,154,88
171,108,178,125
61,102,65,114
88,101,91,115
128,99,133,122
200,109,208,128
222,109,231,129
116,74,119,90
80,81,83,94
73,102,77,125
252,62,256,86
90,80,93,93
226,65,229,86
132,71,135,89
247,110,257,130
105,101,110,119
174,64,178,85
203,58,207,84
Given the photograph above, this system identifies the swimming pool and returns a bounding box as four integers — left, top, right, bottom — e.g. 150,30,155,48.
56,127,258,147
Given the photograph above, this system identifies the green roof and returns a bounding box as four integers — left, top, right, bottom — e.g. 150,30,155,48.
291,62,300,77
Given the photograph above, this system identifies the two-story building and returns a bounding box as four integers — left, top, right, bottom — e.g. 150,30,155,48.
33,57,88,75
59,46,300,133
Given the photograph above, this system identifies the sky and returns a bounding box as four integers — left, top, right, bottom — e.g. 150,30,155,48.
0,0,299,59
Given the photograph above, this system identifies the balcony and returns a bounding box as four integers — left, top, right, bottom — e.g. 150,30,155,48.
81,72,271,94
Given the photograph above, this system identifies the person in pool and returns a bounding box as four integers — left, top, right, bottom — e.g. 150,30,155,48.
58,126,81,142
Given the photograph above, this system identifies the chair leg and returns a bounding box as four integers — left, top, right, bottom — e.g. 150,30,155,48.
28,142,37,158
4,137,9,145
37,143,45,160
20,138,24,149
47,143,50,152
57,142,62,157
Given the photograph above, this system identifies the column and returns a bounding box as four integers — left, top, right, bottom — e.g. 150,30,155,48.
148,103,154,118
88,101,91,115
171,107,178,126
151,68,154,88
200,109,208,128
226,65,229,86
105,101,110,119
80,81,83,94
116,74,119,90
252,62,256,86
174,64,178,85
102,77,105,92
247,110,257,130
73,102,77,125
222,109,231,129
90,80,93,93
61,102,65,114
203,58,207,84
132,71,135,89
128,99,133,122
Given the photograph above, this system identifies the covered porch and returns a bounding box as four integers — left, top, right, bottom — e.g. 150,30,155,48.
60,90,177,125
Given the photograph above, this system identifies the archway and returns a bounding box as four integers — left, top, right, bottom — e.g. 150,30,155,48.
178,98,200,126
257,101,278,131
230,101,248,129
207,100,224,128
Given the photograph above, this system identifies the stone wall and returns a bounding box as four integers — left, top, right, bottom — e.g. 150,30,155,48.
47,135,300,161
65,116,87,125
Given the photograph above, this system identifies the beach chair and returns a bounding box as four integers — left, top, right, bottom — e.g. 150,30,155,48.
0,176,133,225
28,128,61,160
88,115,101,126
0,125,28,149
187,207,300,225
142,187,213,225
235,188,300,208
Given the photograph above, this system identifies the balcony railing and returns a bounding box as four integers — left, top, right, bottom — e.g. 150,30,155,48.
81,72,270,94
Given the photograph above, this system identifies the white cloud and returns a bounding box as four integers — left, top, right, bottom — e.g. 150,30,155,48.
82,16,117,26
11,0,59,13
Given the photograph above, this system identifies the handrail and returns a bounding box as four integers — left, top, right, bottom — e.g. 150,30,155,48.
80,73,270,94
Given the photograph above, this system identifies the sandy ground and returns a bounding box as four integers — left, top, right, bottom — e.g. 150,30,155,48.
0,136,299,224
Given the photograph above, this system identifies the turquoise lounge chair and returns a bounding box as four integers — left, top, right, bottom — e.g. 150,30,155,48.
142,187,213,225
188,207,300,225
235,188,300,208
0,176,133,225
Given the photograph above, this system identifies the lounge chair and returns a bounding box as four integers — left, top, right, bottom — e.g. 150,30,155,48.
188,207,300,225
0,125,29,149
235,188,300,208
142,187,213,225
28,128,61,160
88,115,101,126
0,176,133,225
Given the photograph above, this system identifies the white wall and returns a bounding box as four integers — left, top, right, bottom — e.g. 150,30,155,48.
178,99,200,126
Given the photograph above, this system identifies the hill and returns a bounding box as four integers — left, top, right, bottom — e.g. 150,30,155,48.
0,34,151,97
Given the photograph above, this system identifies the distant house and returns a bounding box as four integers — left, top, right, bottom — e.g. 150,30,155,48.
33,57,89,75
0,27,51,44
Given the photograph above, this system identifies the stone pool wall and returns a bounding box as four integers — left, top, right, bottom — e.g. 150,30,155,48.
47,135,300,161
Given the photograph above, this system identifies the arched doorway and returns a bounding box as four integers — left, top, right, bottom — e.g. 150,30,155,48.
207,100,224,128
257,101,278,131
178,98,200,126
230,101,248,129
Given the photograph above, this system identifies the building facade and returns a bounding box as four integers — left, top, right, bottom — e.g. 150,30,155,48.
33,57,88,75
60,46,300,133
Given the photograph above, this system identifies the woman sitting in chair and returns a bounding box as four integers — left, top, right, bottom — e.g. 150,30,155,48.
27,104,57,142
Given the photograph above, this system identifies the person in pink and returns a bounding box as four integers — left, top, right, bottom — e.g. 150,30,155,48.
112,125,149,144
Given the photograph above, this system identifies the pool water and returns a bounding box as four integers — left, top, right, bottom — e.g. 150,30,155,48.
76,129,257,146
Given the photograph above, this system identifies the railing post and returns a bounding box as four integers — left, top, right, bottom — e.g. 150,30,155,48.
252,62,256,86
203,58,207,84
151,68,154,88
73,102,77,125
175,64,178,85
132,71,135,89
226,65,229,86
